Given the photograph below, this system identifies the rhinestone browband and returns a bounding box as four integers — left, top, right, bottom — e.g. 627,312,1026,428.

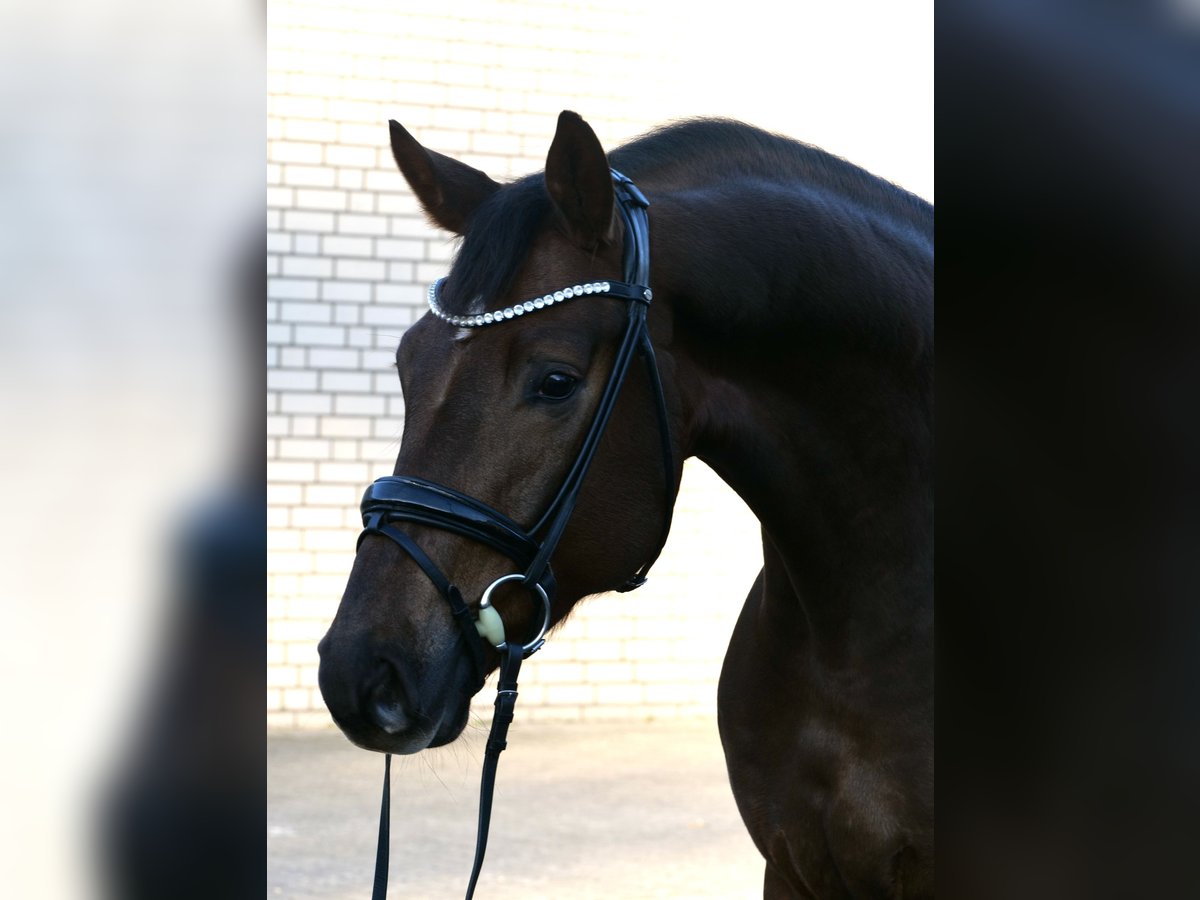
426,277,617,328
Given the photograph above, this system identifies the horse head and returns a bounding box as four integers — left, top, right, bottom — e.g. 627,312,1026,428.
318,111,679,755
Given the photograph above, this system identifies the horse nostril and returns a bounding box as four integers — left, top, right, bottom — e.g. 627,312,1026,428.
366,659,413,735
369,697,412,734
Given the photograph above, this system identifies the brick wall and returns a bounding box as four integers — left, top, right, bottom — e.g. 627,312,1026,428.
267,0,931,728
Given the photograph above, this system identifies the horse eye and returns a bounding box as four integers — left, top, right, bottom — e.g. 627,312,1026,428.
537,372,579,400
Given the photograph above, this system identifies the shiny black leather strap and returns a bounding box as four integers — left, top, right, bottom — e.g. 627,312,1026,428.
360,517,486,692
370,643,524,900
362,476,540,572
464,642,523,900
371,753,391,900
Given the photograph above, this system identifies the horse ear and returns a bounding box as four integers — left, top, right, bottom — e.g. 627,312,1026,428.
388,120,499,235
545,111,617,249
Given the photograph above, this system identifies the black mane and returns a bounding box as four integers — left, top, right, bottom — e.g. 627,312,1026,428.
438,118,932,324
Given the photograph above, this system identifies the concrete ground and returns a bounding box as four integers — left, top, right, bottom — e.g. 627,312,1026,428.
269,718,765,899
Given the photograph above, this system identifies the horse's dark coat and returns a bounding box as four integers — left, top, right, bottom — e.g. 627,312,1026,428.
319,112,933,899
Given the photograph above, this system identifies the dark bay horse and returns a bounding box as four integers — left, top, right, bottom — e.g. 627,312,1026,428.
318,111,933,898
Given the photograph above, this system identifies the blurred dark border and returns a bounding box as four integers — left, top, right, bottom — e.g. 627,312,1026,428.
937,2,1200,896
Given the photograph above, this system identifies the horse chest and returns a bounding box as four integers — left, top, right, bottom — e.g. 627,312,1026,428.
719,575,932,898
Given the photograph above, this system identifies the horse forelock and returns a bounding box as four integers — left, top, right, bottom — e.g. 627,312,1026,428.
438,174,552,317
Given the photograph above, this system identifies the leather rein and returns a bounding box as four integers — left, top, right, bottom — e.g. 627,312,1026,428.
359,170,674,899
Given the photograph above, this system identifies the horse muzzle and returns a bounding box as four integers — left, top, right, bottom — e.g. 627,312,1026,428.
316,627,473,754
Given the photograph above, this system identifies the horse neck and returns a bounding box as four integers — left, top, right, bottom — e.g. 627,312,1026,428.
651,185,934,658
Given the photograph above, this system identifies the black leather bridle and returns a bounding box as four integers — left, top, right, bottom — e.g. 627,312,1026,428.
362,170,675,899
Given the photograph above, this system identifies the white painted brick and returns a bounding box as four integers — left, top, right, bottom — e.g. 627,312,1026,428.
376,193,421,215
283,210,335,233
308,348,360,369
426,239,456,262
371,373,403,395
270,141,323,164
268,529,301,551
303,529,355,551
320,371,372,392
375,238,423,260
334,394,386,416
268,369,318,391
335,259,386,281
281,257,333,279
317,461,370,483
313,550,356,574
268,551,312,575
305,484,359,507
284,118,339,142
336,213,388,235
324,144,376,169
266,711,294,730
361,348,396,370
292,417,317,437
364,169,408,193
369,419,404,440
295,188,347,210
268,665,298,687
277,438,331,459
268,278,318,300
333,304,360,326
362,305,413,327
279,392,333,415
294,234,320,254
268,460,316,482
320,416,372,439
592,686,643,710
335,168,364,190
348,192,376,213
322,235,372,257
283,164,337,188
545,684,595,706
341,76,391,102
286,639,322,666
328,98,383,123
267,231,290,253
415,262,448,282
321,281,371,302
267,186,293,208
279,347,307,367
388,216,436,239
293,325,346,347
298,573,352,599
290,507,345,529
283,687,312,711
533,662,585,684
278,302,332,324
338,121,387,146
267,483,303,505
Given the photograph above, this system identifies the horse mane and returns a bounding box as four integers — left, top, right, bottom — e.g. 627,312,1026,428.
609,118,931,229
439,119,932,361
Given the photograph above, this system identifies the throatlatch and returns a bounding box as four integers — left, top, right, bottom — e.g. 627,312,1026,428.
361,169,673,900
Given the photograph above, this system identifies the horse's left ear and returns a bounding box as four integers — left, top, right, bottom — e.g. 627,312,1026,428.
545,111,617,250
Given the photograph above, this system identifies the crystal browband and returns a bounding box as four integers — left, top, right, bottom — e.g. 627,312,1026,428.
426,277,651,328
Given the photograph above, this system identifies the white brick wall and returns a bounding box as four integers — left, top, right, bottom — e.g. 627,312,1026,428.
267,0,931,728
